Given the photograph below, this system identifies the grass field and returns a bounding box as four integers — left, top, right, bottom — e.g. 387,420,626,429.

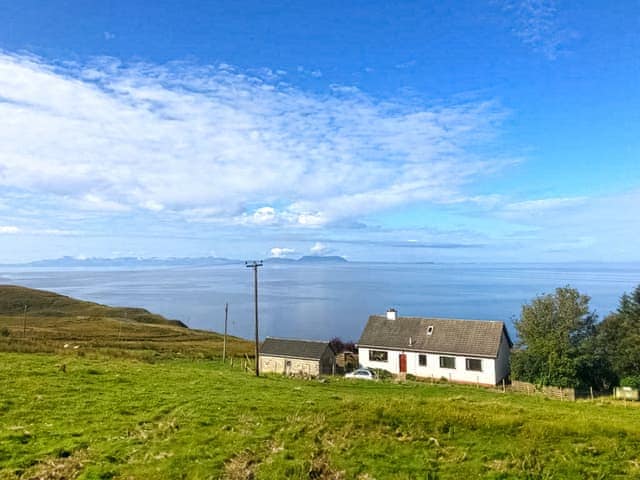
2,286,640,479
2,352,640,480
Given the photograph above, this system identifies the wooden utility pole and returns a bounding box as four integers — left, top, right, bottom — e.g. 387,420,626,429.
223,302,228,362
245,261,263,377
118,311,127,341
23,305,27,337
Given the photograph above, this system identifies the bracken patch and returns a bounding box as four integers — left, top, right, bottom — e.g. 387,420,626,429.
20,449,88,480
222,449,259,480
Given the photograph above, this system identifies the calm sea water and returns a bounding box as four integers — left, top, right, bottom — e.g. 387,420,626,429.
1,263,638,342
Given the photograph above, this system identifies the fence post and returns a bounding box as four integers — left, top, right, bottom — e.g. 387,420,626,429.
590,386,594,401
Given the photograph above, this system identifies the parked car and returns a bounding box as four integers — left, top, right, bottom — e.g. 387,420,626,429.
345,368,376,380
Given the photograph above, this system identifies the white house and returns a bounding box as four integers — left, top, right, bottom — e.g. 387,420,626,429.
357,309,512,385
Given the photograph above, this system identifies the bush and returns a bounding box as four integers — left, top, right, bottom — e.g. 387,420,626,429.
372,368,393,380
0,327,9,337
620,376,640,389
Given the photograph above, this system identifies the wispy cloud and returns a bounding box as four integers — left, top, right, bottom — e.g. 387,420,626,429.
0,226,20,234
501,196,587,217
501,0,577,59
395,60,417,69
269,247,296,258
310,242,333,256
0,51,508,230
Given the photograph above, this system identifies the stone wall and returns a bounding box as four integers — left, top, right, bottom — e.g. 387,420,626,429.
260,355,320,377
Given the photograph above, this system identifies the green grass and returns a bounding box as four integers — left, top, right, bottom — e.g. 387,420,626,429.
0,314,252,360
0,285,253,360
0,285,186,327
2,353,640,479
1,286,638,478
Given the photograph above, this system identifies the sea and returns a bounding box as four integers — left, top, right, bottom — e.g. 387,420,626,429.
1,262,638,342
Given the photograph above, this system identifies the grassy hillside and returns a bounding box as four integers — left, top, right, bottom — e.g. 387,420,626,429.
0,285,186,327
0,285,253,359
1,353,640,479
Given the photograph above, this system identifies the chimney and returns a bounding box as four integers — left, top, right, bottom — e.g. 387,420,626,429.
386,308,398,321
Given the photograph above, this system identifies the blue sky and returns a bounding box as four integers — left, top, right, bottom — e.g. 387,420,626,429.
0,0,638,262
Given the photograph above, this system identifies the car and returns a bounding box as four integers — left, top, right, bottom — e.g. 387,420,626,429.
345,368,377,380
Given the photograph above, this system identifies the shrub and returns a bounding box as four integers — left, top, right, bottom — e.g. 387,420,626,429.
620,376,640,389
0,327,9,337
372,368,393,380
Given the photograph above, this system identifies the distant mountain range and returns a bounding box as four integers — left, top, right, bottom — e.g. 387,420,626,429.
2,255,348,268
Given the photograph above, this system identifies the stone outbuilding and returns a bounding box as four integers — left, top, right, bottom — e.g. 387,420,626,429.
260,337,336,377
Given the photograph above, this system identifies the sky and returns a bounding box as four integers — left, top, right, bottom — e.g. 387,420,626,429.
0,0,638,263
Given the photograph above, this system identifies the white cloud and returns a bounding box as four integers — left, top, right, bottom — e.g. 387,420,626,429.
270,247,295,258
502,196,586,215
140,200,165,212
395,60,417,69
310,241,332,256
501,0,577,59
251,207,277,225
0,226,20,234
0,51,508,228
81,194,130,212
38,229,79,236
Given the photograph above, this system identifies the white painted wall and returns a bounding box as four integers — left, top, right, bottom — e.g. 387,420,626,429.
359,346,506,385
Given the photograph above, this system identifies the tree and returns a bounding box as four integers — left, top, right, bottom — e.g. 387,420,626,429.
511,286,602,388
597,285,640,383
329,337,356,353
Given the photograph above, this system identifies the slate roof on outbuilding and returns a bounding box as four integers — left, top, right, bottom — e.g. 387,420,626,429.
260,337,333,360
358,315,512,358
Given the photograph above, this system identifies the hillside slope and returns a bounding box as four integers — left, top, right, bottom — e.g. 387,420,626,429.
0,285,186,327
0,285,253,358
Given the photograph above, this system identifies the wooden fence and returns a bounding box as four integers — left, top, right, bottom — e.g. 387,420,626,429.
510,380,575,401
509,380,613,401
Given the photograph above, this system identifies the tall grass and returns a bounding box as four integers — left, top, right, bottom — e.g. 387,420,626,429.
0,314,252,360
2,353,640,479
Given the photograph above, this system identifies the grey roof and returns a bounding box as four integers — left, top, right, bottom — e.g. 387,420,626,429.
260,337,332,360
358,315,512,358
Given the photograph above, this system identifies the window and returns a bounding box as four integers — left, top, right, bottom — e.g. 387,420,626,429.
439,356,455,369
465,358,482,371
427,325,434,336
369,350,388,362
418,354,427,366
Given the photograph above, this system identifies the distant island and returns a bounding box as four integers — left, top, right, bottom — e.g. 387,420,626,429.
1,255,349,268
